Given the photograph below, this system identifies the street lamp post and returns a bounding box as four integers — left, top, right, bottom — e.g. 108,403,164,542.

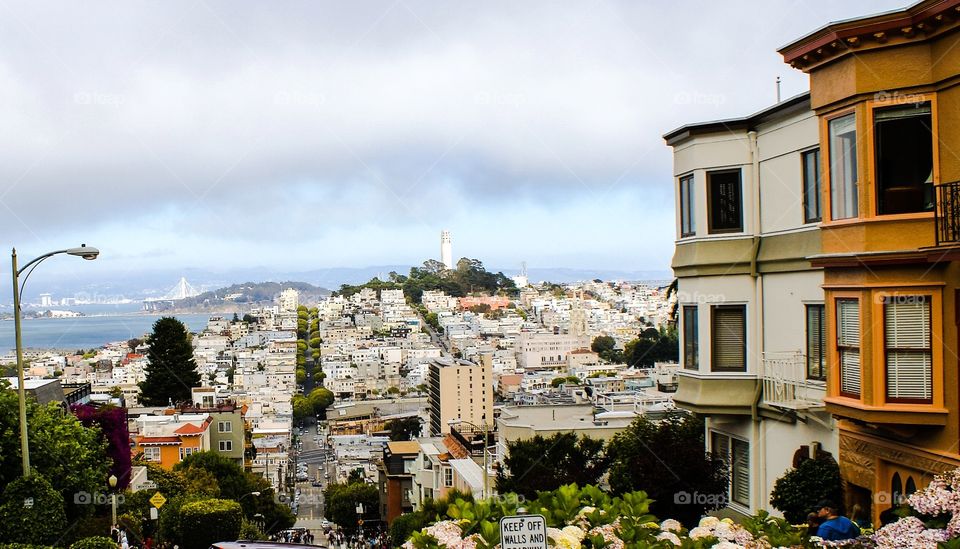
108,474,118,526
448,419,490,500
11,245,99,477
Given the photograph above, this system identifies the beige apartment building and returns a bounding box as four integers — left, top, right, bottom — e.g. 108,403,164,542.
428,357,493,435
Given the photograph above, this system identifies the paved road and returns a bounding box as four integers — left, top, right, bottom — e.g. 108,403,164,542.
294,421,335,541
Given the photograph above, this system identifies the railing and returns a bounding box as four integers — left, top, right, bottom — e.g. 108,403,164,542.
761,352,825,410
935,181,960,245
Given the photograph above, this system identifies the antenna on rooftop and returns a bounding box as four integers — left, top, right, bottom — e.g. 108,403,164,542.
776,76,782,103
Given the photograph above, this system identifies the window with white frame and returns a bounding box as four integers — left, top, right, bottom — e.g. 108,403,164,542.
680,174,696,237
219,440,233,452
144,447,161,462
711,305,746,372
710,432,749,508
884,296,932,403
837,299,861,397
443,467,453,487
829,114,858,220
218,421,232,433
682,305,699,370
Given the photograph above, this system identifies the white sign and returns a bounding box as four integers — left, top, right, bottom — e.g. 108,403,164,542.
499,515,548,549
149,507,158,520
140,481,157,490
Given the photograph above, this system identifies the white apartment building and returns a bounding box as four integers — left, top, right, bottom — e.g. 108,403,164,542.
665,93,837,517
516,331,590,371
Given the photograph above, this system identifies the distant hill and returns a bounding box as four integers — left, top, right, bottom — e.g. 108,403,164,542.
145,281,330,313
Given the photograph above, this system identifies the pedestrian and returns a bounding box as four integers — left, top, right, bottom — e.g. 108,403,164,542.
815,500,861,542
119,526,130,549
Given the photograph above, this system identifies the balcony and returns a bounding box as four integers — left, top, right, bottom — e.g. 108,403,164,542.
760,352,825,411
673,371,759,415
935,181,960,246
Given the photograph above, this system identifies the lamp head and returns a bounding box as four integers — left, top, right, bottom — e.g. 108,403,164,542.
108,474,118,488
250,491,260,496
66,245,99,261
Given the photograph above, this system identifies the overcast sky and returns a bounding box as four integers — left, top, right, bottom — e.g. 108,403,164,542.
0,0,906,286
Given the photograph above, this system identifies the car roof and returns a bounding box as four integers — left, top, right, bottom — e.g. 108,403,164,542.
211,543,323,549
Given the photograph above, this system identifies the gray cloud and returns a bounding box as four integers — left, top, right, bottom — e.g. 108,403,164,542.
0,0,906,272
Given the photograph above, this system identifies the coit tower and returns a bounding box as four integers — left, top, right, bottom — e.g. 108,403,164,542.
440,230,453,269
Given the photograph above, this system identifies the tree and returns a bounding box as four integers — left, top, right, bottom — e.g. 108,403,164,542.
495,433,609,500
0,472,67,545
0,388,109,522
591,335,622,363
607,414,728,527
127,338,143,351
139,317,201,406
324,482,379,534
770,454,844,524
72,404,131,489
292,395,313,421
308,387,335,415
622,326,678,367
388,417,422,441
179,499,243,549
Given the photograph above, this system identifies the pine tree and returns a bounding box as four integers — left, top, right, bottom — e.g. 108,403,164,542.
139,317,201,406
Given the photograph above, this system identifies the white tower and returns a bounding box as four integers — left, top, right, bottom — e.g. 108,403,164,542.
440,230,453,269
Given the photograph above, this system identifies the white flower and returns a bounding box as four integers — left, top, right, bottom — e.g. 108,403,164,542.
656,531,682,546
561,526,586,542
711,542,745,549
660,519,682,532
699,516,721,528
689,526,712,539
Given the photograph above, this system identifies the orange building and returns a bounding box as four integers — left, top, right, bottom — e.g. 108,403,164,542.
780,0,960,524
133,413,212,469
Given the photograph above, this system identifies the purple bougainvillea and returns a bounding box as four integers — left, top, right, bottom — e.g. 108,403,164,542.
72,403,132,490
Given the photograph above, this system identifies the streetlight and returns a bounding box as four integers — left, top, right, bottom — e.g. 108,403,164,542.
11,245,99,477
448,419,490,500
108,474,118,526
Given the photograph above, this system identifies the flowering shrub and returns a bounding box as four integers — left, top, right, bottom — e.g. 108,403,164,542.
402,484,799,549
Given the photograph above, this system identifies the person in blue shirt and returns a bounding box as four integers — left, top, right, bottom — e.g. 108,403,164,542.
815,500,862,541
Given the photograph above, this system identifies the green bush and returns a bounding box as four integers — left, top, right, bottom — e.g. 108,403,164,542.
770,455,843,524
238,519,266,540
179,498,243,549
69,537,119,549
0,473,67,546
390,512,427,547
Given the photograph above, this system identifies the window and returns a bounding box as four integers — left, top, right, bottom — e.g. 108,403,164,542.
680,174,696,237
711,305,746,372
218,421,232,433
731,438,750,507
875,102,933,215
802,149,822,222
829,114,858,220
443,467,453,487
144,447,161,462
179,447,197,461
682,306,699,370
884,296,932,402
219,440,233,452
708,170,743,233
806,304,826,380
710,433,749,508
837,299,861,397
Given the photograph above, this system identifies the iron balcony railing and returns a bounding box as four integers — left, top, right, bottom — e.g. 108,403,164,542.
935,181,960,245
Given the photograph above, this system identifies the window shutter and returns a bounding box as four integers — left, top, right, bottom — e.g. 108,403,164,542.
731,438,750,506
713,307,745,371
885,298,932,401
837,300,861,395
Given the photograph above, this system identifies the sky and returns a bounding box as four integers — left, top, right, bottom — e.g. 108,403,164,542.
0,0,908,290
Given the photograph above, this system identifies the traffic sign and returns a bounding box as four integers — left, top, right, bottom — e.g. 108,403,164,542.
140,480,157,490
499,515,547,549
149,492,167,509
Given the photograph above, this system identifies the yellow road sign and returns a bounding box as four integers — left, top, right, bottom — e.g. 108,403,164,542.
149,492,167,509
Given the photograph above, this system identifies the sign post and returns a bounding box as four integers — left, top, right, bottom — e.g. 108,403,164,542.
499,515,548,549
